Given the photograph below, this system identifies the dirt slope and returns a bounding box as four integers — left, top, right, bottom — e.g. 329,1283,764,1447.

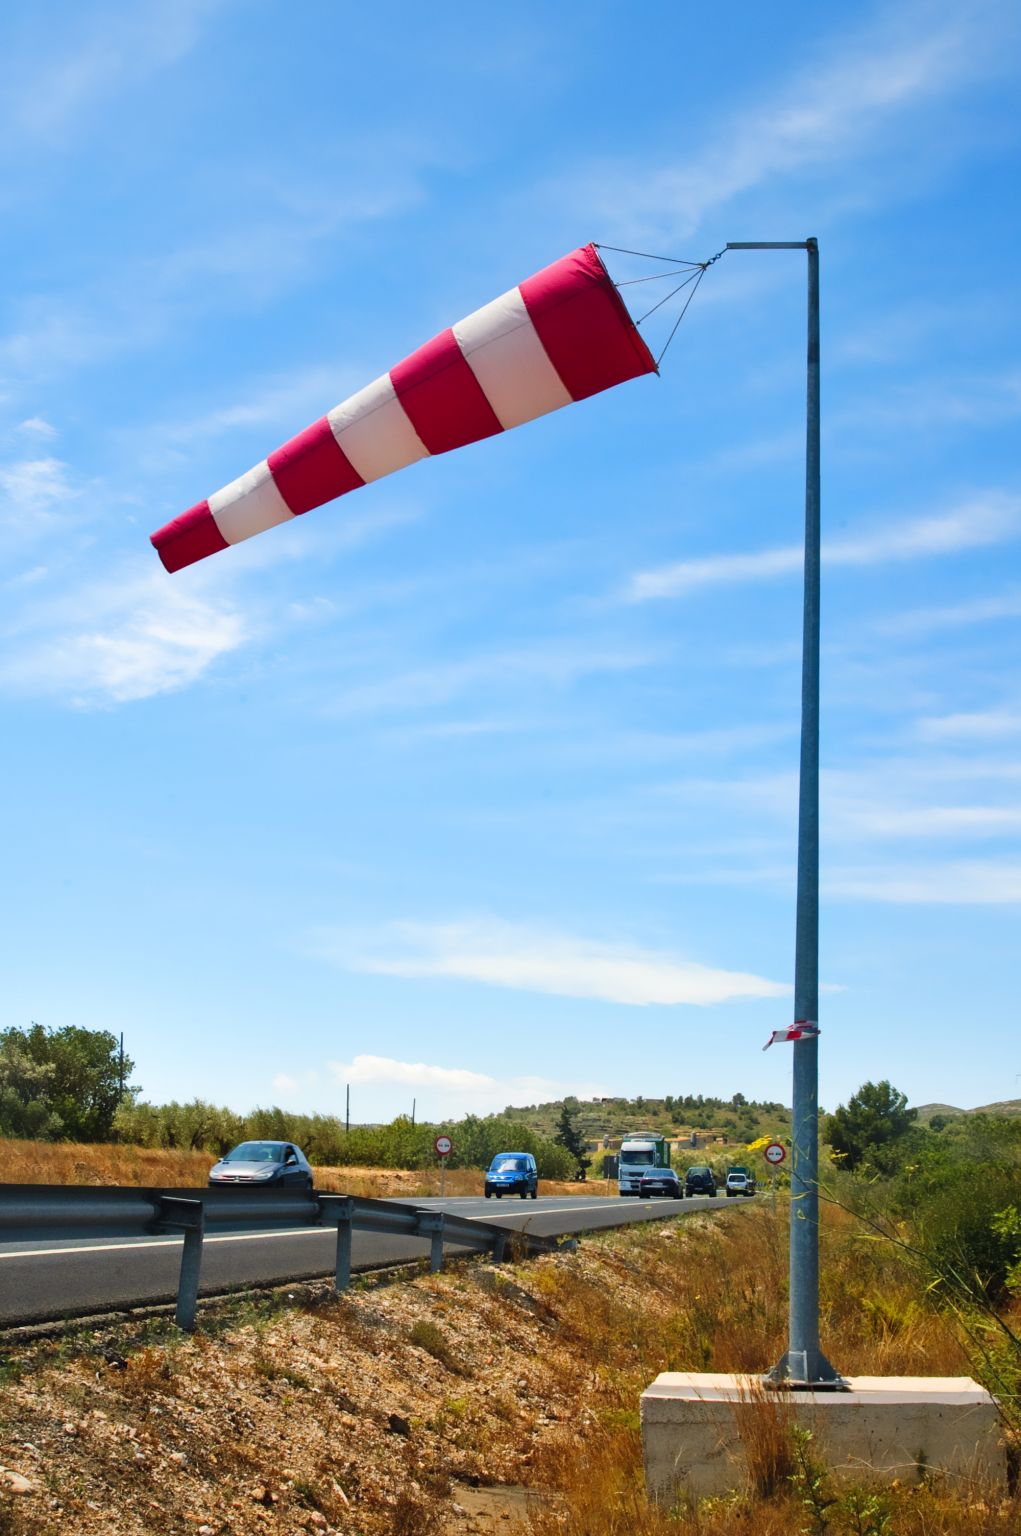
0,1220,677,1535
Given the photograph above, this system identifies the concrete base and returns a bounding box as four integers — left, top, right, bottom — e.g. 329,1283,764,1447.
642,1373,1006,1501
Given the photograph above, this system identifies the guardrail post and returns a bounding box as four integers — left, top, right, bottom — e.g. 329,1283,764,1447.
335,1217,353,1291
491,1228,508,1264
314,1195,356,1292
418,1212,445,1273
155,1196,205,1332
177,1223,203,1332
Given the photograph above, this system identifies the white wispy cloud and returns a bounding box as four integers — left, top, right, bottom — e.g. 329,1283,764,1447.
0,160,432,394
625,496,1019,602
640,764,1021,898
0,455,77,530
331,1055,497,1093
317,918,789,1007
0,0,217,144
0,566,248,705
15,417,57,439
148,365,362,458
826,860,1021,904
916,710,1021,742
325,1054,611,1119
327,642,654,719
553,0,1017,244
628,547,802,602
876,588,1021,636
830,801,1021,839
834,370,1021,434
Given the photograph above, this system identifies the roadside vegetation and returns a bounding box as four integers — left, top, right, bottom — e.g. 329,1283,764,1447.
4,1028,1021,1530
2,1197,1019,1535
0,1023,778,1184
0,1137,604,1200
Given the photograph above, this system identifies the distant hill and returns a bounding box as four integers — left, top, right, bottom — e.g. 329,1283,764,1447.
915,1100,1021,1121
914,1103,966,1121
498,1093,791,1149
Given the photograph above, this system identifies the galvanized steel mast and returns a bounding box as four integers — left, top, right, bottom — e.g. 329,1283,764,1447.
725,239,841,1387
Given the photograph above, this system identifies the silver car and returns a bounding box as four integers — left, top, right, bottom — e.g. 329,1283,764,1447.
208,1140,314,1191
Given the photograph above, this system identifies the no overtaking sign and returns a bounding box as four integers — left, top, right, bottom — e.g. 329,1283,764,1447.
434,1135,453,1158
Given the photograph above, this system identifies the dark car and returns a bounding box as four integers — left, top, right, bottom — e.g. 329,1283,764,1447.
484,1152,538,1199
208,1140,314,1192
638,1168,681,1199
684,1165,717,1198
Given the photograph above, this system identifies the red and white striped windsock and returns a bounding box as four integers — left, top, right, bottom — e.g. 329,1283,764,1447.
151,244,657,573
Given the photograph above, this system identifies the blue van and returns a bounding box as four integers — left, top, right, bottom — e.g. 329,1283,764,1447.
484,1152,538,1199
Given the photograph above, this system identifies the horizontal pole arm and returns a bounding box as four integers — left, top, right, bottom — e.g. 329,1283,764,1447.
726,241,812,250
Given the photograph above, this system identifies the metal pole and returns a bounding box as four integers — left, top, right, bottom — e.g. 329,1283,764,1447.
419,1212,445,1274
345,1083,350,1135
335,1216,353,1291
726,240,841,1387
176,1223,204,1332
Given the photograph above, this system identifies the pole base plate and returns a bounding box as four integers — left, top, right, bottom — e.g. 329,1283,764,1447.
765,1349,849,1391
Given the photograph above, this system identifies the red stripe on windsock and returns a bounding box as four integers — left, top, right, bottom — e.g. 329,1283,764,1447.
151,499,229,573
268,415,364,515
520,244,657,402
390,328,503,455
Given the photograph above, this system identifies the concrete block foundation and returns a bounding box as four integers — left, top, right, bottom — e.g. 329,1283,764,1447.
641,1372,1006,1501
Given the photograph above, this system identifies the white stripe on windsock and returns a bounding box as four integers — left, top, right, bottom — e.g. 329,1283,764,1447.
327,373,429,484
208,459,295,545
453,288,573,430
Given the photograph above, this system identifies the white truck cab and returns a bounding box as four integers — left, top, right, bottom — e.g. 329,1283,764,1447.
618,1131,669,1196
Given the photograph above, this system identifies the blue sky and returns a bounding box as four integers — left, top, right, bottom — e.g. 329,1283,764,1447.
1,0,1019,1125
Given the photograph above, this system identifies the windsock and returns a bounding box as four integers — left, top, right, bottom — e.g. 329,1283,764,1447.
151,244,657,572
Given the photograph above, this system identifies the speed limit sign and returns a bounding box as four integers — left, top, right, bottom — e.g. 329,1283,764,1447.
434,1135,453,1158
764,1142,786,1165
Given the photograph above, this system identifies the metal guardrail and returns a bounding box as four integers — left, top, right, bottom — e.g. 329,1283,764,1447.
0,1184,568,1331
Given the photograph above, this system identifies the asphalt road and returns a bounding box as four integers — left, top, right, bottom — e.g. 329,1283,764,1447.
0,1192,735,1327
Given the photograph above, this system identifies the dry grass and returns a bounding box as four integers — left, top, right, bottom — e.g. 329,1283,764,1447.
519,1202,1019,1536
0,1137,212,1187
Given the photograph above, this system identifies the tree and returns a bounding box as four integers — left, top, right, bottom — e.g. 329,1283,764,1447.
825,1080,917,1173
0,1023,136,1142
0,1041,63,1139
553,1103,591,1176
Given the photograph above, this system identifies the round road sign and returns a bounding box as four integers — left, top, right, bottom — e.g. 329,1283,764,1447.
434,1135,453,1158
764,1142,786,1166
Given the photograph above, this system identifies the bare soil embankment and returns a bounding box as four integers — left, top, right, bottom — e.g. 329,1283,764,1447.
0,1212,663,1535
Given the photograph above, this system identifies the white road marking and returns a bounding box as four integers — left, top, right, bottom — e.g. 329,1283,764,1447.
0,1228,337,1261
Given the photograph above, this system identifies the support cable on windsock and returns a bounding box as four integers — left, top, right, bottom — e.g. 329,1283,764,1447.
151,241,719,574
